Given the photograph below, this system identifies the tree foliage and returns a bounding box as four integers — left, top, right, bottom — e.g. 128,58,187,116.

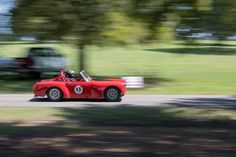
126,0,196,40
126,0,236,41
11,0,236,71
12,0,109,70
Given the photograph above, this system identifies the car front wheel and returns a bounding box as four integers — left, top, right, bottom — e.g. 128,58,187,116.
105,87,121,102
47,88,63,102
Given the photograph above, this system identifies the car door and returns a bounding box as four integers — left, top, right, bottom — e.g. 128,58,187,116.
66,81,91,99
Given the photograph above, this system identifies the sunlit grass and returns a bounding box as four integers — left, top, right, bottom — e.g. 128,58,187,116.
1,40,236,94
0,108,63,121
0,106,235,122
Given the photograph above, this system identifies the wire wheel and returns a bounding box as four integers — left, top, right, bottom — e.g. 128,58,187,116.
105,87,121,102
47,88,63,102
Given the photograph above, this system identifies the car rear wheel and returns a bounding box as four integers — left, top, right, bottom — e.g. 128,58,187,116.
105,87,121,102
47,88,63,102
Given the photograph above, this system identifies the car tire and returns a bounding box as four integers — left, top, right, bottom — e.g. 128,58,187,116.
105,87,121,102
47,87,63,102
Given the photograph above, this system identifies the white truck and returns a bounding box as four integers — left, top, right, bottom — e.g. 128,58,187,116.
0,47,67,77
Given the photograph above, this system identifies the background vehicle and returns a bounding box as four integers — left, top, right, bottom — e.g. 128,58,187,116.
0,58,19,73
16,47,67,77
0,47,66,77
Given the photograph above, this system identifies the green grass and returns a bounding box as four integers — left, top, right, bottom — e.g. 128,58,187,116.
0,108,63,121
0,106,236,122
1,40,236,94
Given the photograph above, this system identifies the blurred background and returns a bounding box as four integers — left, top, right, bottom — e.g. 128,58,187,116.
1,1,236,157
1,0,236,94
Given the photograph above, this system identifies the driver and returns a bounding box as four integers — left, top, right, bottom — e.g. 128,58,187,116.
65,69,76,81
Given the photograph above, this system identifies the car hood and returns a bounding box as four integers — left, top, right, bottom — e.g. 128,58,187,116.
93,78,125,83
103,78,125,82
41,79,53,82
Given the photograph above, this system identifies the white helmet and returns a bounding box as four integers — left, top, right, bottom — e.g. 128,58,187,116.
65,69,76,78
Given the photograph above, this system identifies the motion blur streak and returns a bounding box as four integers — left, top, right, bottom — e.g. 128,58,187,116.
0,0,236,156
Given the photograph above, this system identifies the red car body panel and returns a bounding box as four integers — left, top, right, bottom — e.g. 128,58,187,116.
33,69,126,99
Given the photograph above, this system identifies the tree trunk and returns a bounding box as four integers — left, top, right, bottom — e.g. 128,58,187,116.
78,43,85,72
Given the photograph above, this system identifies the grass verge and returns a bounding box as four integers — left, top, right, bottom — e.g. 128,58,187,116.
1,40,236,94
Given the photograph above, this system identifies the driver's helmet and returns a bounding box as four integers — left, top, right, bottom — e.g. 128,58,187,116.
65,69,76,79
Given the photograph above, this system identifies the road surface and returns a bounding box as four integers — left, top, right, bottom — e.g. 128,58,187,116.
0,94,235,107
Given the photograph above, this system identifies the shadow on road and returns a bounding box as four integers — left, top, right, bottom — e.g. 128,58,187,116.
1,97,236,156
168,96,236,109
29,98,107,102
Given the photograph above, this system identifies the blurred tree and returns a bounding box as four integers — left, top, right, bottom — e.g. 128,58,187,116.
125,0,236,42
102,12,149,45
201,0,236,40
12,0,109,71
127,0,170,41
126,0,197,41
173,0,236,41
11,0,236,64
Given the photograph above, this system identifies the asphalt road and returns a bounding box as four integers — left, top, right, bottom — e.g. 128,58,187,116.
0,94,235,107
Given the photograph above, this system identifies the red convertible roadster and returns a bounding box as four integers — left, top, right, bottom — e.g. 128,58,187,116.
33,69,126,102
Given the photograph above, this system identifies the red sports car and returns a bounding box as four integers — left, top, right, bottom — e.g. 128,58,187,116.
33,69,126,102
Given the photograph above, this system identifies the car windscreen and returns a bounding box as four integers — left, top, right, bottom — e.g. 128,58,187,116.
80,70,91,82
28,48,59,57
